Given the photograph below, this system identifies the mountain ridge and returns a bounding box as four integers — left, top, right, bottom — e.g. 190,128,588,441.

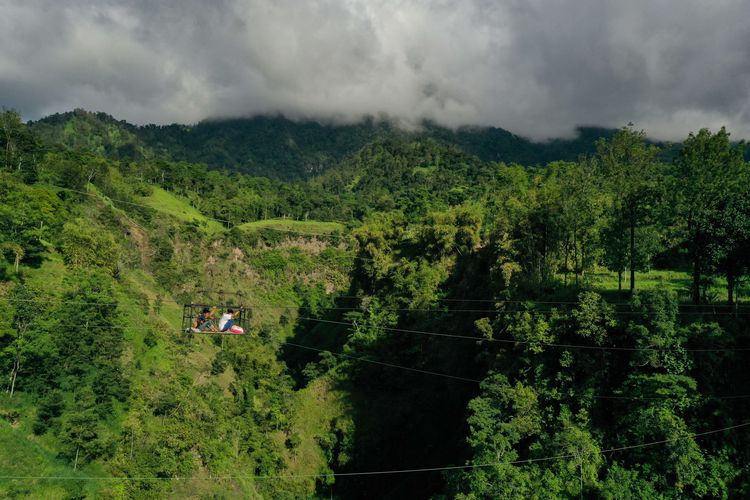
29,109,618,180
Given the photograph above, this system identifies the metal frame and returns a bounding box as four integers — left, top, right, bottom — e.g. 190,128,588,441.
182,303,249,335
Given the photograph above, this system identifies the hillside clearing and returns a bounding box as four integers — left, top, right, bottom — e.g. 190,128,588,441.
239,219,345,235
139,187,225,232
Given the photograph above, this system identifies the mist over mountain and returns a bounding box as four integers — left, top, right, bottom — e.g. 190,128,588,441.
29,109,619,179
6,1,750,140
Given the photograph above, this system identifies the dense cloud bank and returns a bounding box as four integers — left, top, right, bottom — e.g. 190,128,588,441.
2,0,750,140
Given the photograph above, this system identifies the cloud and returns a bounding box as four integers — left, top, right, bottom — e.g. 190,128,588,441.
2,0,750,140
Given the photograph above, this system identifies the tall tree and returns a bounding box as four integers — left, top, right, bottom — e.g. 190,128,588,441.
4,285,38,397
673,127,746,303
0,109,40,180
597,125,662,293
558,159,605,287
704,189,750,304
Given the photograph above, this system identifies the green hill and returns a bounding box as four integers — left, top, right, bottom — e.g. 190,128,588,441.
4,109,750,498
138,186,225,233
29,110,618,180
0,138,355,497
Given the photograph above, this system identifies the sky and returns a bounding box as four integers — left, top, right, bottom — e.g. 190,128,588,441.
2,0,750,140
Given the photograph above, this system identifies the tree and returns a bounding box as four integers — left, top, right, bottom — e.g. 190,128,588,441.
627,288,691,373
0,109,40,180
597,125,662,293
572,291,617,345
38,150,109,190
0,242,24,274
0,180,64,269
601,208,629,291
4,285,39,397
60,220,120,276
558,159,605,287
673,127,746,303
549,418,603,497
448,373,542,498
703,180,750,304
54,270,124,382
59,387,105,468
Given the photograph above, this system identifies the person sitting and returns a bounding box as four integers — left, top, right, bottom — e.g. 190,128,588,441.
194,307,217,332
219,309,244,334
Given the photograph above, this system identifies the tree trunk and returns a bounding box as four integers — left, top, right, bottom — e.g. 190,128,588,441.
629,204,636,294
563,236,569,286
727,268,735,305
581,239,586,281
542,223,548,284
692,256,701,304
618,271,623,292
13,252,20,274
573,229,579,287
74,446,80,471
8,358,18,397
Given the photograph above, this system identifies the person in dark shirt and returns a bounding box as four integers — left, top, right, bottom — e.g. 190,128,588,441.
194,307,216,331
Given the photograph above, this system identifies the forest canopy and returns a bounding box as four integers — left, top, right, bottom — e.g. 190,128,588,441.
1,110,750,498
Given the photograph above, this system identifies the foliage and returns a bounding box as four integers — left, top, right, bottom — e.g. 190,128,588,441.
2,111,750,498
60,219,121,275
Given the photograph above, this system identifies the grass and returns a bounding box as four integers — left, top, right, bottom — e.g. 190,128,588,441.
412,166,437,175
116,270,180,375
588,269,692,295
139,187,225,233
239,219,345,235
586,268,750,303
278,377,350,492
0,418,102,498
23,252,67,294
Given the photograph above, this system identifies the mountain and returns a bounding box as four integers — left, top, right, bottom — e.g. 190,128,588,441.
30,109,617,180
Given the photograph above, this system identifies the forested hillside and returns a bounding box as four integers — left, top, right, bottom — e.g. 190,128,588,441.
3,108,750,498
29,110,620,180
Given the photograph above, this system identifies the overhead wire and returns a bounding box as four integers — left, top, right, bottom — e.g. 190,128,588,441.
279,341,750,400
11,150,749,483
1,421,747,481
297,317,750,352
7,318,749,399
281,341,479,383
12,191,750,348
3,293,749,353
2,295,748,317
196,288,750,309
7,313,750,353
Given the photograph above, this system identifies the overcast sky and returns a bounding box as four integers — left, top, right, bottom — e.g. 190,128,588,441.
2,0,750,140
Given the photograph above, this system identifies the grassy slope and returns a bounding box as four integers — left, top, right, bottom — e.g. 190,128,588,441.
239,219,345,235
0,430,89,499
0,408,102,499
139,186,344,238
1,191,354,497
272,377,350,497
0,356,111,498
139,186,225,233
